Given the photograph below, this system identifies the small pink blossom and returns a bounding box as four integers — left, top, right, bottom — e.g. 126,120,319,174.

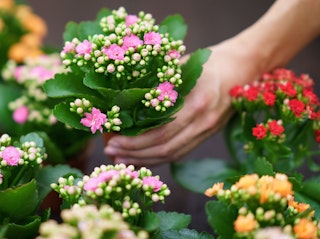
2,146,21,166
125,168,139,178
76,40,92,56
123,34,143,50
80,107,107,134
144,32,162,45
30,66,55,82
125,15,138,26
13,66,24,82
167,50,181,59
157,82,178,104
83,177,101,191
13,105,29,124
143,176,163,192
98,170,119,182
62,41,76,53
102,44,125,60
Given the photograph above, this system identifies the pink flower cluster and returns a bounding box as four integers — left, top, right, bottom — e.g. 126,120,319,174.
230,68,320,142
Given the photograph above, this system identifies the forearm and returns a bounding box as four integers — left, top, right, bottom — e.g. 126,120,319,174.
236,0,320,74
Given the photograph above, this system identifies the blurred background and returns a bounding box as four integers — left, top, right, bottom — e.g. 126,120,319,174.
25,0,320,232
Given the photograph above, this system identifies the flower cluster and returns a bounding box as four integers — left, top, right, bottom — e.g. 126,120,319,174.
37,204,148,239
0,132,46,189
51,163,170,223
0,0,47,70
228,68,320,171
44,6,210,136
205,173,320,239
2,53,66,126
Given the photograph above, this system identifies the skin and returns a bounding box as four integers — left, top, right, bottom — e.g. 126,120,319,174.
104,0,320,166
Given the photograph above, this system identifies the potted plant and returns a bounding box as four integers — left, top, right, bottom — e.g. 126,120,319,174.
0,132,81,239
43,7,211,137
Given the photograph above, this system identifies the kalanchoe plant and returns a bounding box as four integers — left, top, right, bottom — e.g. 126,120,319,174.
51,163,214,239
0,53,92,163
43,7,211,136
226,68,320,173
37,204,149,239
0,132,85,239
205,173,320,239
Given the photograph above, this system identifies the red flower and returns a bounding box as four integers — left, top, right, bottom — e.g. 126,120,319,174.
252,124,268,140
279,81,297,97
263,92,276,106
267,120,284,136
288,99,305,117
229,86,243,98
303,89,319,105
243,87,259,102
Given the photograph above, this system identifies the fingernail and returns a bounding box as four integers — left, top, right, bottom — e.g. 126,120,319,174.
108,140,120,147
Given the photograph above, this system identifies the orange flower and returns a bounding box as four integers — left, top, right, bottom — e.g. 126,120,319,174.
8,43,43,63
205,182,224,197
234,214,257,233
289,198,314,217
0,0,14,10
293,218,318,239
22,13,47,37
235,174,259,190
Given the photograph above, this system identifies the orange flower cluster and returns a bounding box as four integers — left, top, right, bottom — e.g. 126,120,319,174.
0,0,47,63
205,173,319,239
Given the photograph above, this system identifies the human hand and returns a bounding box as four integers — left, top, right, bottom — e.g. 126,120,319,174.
104,38,263,166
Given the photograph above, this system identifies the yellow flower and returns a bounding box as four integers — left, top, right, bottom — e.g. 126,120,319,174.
205,182,224,197
293,218,318,239
234,214,257,233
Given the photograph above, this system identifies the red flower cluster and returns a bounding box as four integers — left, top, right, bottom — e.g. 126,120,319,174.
252,120,284,140
230,68,320,142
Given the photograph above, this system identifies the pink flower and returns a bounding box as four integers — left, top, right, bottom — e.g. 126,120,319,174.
13,106,29,124
102,44,125,60
125,15,138,26
2,146,21,166
30,66,55,82
98,170,119,182
143,176,163,192
167,50,181,59
157,82,178,104
80,107,107,134
125,168,139,178
62,41,76,53
144,32,162,45
83,177,101,191
76,40,92,56
13,66,24,82
123,34,143,50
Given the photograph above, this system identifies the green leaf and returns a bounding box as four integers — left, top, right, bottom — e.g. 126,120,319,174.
155,229,214,239
159,15,187,41
206,201,237,239
179,48,211,97
156,211,191,231
300,176,320,202
36,164,83,202
78,20,104,40
95,8,112,21
43,71,97,99
253,157,274,176
171,158,240,194
1,216,42,239
0,83,23,135
0,180,39,221
63,21,80,41
139,211,160,232
19,132,44,148
52,103,89,132
114,89,150,109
